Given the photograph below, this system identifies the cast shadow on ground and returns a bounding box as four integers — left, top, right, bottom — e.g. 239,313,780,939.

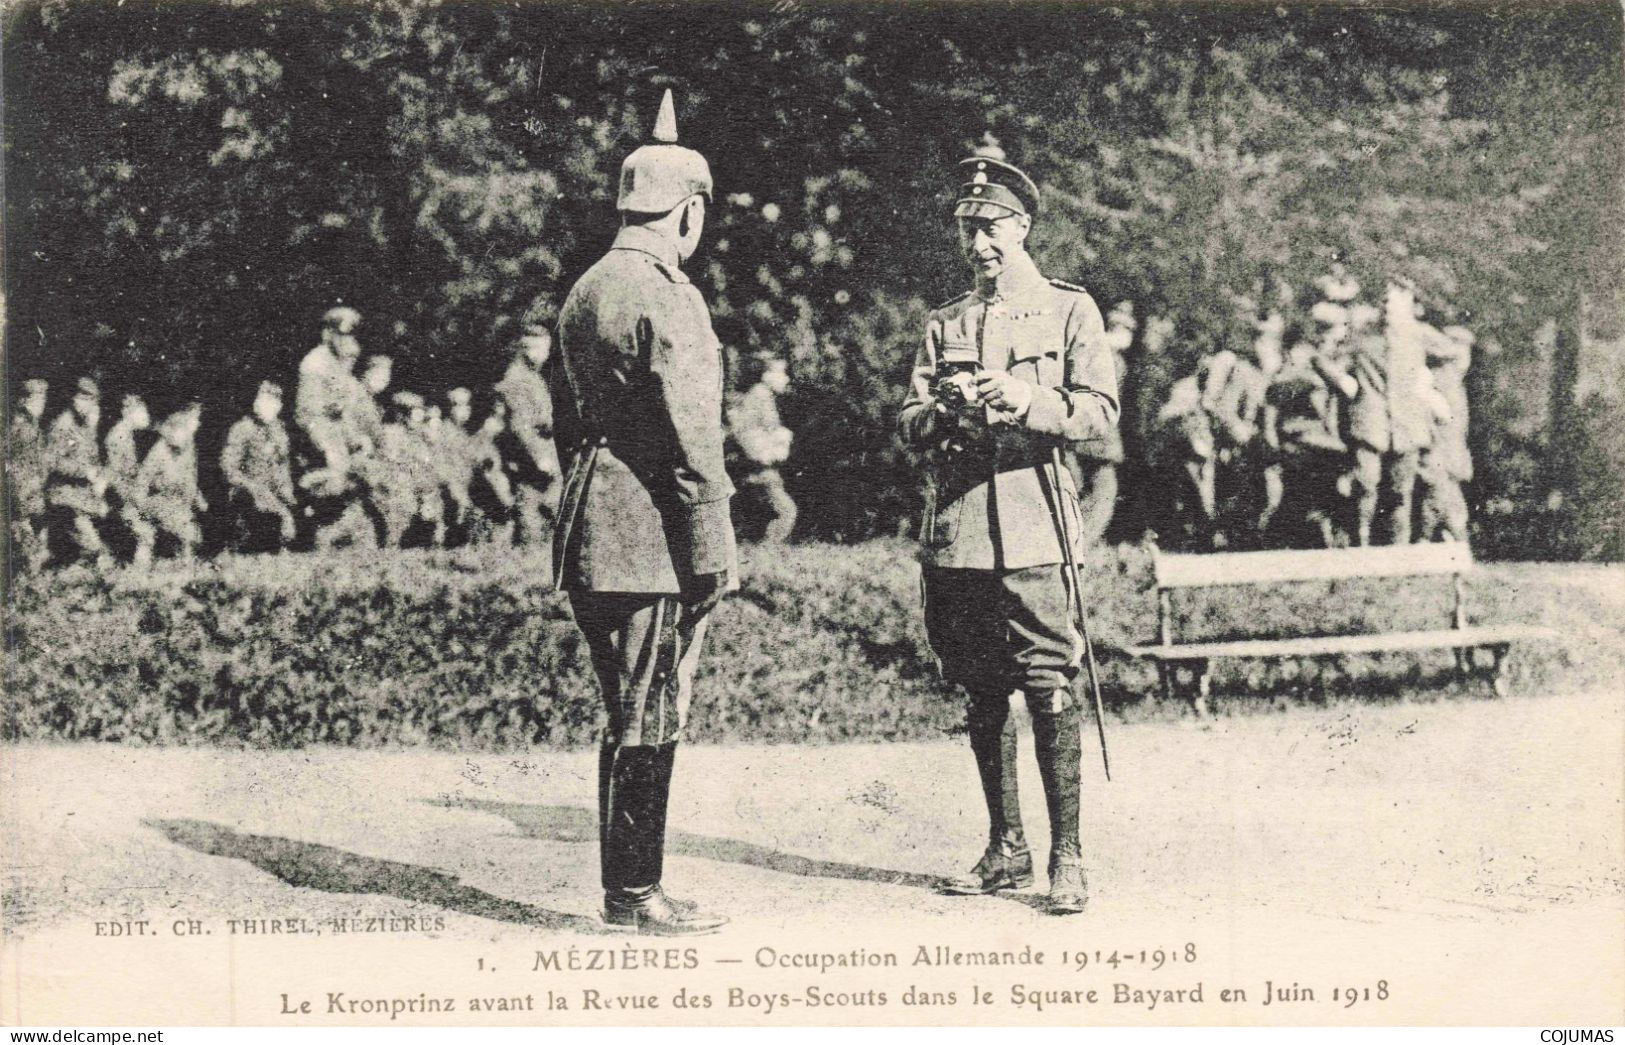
451,801,1054,913
145,817,609,934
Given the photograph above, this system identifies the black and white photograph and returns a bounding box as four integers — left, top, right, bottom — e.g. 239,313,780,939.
2,0,1622,1029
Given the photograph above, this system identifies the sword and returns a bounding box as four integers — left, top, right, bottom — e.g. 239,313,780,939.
550,437,600,591
1046,446,1112,782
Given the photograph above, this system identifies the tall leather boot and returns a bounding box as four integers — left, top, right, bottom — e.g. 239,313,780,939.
1031,698,1088,913
600,742,726,935
940,694,1033,895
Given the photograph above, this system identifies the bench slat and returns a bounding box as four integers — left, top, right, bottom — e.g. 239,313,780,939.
1126,624,1558,662
1154,542,1474,589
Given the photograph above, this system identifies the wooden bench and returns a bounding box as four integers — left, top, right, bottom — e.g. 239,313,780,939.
1125,542,1558,714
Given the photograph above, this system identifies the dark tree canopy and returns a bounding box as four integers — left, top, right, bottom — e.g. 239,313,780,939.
5,0,1622,557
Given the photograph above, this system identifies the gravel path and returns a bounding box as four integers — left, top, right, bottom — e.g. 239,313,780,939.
3,688,1621,1024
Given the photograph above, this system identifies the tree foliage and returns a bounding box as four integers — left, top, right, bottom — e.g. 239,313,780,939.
5,0,1622,556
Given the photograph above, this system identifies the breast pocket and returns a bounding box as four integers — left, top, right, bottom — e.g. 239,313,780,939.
1011,344,1064,387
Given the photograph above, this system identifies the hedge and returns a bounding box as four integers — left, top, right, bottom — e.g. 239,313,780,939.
4,541,1615,748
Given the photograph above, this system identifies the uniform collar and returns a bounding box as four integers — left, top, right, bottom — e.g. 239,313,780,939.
612,224,683,269
974,251,1047,303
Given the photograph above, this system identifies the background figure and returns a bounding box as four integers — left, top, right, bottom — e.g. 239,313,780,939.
1328,284,1433,545
294,306,364,491
1201,315,1271,548
1151,350,1219,546
1259,334,1350,547
494,325,561,547
101,393,151,562
1418,325,1475,543
1066,300,1133,546
43,377,110,567
220,381,297,553
466,404,518,544
307,342,388,552
427,396,475,546
130,403,206,564
372,392,430,547
8,379,51,572
728,353,798,543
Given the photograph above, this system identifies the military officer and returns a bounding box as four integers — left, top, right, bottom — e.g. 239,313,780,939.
9,379,51,572
221,381,297,552
44,376,111,566
897,145,1119,914
553,89,735,935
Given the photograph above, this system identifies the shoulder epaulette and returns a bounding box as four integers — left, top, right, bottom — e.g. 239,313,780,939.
1048,278,1092,295
930,290,972,311
652,259,691,285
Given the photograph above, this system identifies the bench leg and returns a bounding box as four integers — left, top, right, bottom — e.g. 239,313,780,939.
1156,663,1172,707
1192,660,1212,718
1487,643,1511,697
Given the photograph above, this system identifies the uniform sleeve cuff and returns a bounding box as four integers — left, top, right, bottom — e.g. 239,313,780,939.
672,497,737,577
1024,386,1069,436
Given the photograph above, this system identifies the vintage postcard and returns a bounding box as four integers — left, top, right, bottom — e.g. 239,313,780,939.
3,0,1622,1029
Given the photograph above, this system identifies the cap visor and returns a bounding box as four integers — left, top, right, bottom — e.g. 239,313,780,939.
954,199,1022,219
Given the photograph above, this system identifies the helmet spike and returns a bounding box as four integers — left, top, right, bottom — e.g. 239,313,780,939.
652,88,679,144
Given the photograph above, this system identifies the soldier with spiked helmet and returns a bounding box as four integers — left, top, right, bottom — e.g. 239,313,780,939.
552,89,736,935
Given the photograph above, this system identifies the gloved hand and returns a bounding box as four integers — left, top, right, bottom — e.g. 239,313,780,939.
681,570,731,617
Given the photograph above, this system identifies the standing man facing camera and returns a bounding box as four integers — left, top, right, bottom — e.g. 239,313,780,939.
898,143,1119,914
553,90,736,936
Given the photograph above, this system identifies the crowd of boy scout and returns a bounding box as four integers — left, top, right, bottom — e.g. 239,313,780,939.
1147,263,1476,551
8,317,562,571
4,91,1478,934
10,309,811,574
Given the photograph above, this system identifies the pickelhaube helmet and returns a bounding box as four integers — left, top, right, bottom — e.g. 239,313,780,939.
617,89,713,214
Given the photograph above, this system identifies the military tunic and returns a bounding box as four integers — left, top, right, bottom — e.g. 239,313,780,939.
898,254,1118,697
555,223,736,746
899,254,1118,572
556,224,737,593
